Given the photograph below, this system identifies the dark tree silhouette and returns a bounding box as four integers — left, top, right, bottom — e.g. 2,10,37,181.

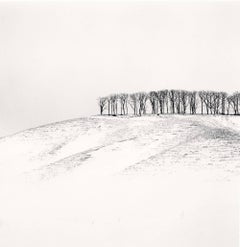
169,90,177,114
98,89,239,117
180,90,188,114
129,93,139,116
149,91,158,114
137,92,148,116
119,93,128,115
110,94,118,116
157,90,168,114
98,97,107,115
188,91,197,115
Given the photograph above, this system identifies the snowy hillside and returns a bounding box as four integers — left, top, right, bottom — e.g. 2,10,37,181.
1,115,240,180
0,115,239,247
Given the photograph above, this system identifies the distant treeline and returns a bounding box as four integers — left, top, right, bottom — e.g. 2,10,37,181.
98,90,240,116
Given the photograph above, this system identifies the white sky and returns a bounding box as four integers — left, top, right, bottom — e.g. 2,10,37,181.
1,1,240,135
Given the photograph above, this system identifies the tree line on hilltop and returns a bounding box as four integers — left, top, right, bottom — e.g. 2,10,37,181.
98,90,240,116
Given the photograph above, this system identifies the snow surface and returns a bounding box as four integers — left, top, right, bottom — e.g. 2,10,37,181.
0,115,239,247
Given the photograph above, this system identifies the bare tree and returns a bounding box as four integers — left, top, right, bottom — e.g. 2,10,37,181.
165,90,169,114
110,94,118,116
107,97,111,115
180,90,188,114
228,92,240,115
200,91,214,115
156,90,168,114
98,97,107,115
198,91,205,114
175,91,181,114
205,92,213,114
137,92,148,116
220,92,227,115
149,91,158,114
227,95,236,114
169,90,177,114
188,91,197,114
227,96,231,115
129,93,139,115
119,93,129,115
212,92,221,115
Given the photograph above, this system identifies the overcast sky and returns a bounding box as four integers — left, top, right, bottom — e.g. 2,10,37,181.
1,1,240,136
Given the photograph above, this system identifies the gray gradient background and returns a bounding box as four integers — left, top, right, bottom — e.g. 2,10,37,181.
1,2,240,136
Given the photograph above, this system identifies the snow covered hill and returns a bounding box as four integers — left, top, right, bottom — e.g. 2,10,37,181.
0,115,239,247
1,115,240,180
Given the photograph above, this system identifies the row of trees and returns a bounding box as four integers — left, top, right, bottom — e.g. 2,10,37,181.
98,90,240,116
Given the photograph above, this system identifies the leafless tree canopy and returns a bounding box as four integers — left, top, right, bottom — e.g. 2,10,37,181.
98,90,239,116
